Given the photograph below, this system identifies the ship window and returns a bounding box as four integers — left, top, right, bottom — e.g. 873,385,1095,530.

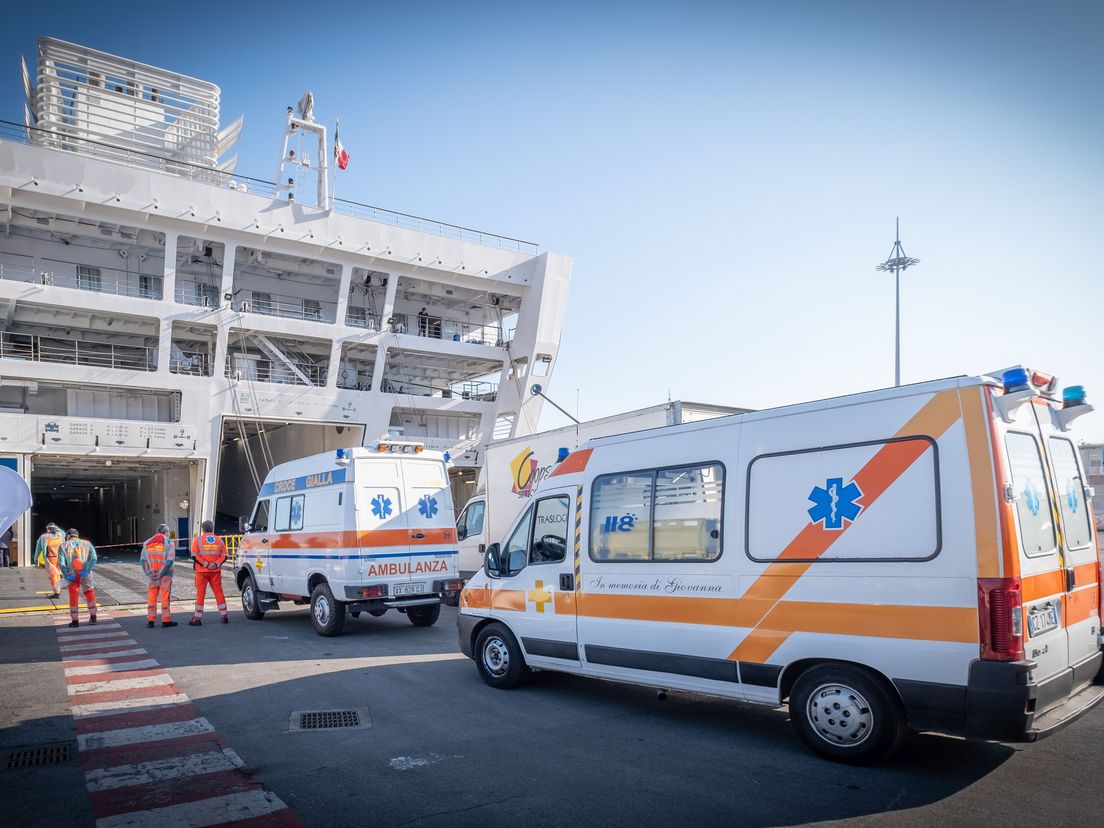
252,291,273,315
77,265,102,292
139,275,155,299
303,298,322,321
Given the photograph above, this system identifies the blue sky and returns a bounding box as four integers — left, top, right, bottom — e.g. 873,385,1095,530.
3,1,1102,438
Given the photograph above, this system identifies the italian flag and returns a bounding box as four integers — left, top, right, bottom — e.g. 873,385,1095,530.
334,120,349,170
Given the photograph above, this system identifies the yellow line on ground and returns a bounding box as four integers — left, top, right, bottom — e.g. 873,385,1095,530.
0,605,61,614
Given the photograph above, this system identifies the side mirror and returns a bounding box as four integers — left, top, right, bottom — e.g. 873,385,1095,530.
485,543,502,578
239,516,251,533
506,548,526,577
456,522,467,541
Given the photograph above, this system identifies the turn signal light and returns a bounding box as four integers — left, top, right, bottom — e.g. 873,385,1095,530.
441,579,463,592
360,585,386,598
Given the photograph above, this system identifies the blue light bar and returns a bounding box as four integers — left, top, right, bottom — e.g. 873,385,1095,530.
1062,386,1087,408
443,451,451,463
336,448,347,460
1002,368,1031,393
557,447,570,463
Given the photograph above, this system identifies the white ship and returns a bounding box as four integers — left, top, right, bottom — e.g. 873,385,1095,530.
0,38,571,564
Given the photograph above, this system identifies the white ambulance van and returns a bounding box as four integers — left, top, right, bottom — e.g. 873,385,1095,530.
235,442,462,637
458,368,1104,763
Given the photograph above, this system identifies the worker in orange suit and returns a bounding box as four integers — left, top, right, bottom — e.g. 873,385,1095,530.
35,522,66,598
141,524,177,629
58,528,97,628
189,520,229,625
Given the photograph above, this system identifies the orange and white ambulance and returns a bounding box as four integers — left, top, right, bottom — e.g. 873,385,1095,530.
458,368,1104,762
235,442,462,636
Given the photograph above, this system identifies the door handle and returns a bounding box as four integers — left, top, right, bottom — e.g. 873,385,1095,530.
1066,567,1077,592
559,573,574,591
411,533,425,540
261,538,269,544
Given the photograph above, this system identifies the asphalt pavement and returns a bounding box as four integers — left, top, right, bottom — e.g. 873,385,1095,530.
2,598,1103,827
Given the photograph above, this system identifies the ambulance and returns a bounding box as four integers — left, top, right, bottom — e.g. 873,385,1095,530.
458,368,1104,763
235,442,462,637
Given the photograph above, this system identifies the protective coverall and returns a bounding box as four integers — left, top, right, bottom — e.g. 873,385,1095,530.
190,532,228,623
58,538,97,624
140,532,175,625
35,529,66,597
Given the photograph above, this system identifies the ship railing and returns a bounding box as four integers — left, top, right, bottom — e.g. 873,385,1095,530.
0,257,36,283
224,356,327,387
174,280,222,307
170,351,212,376
388,313,508,347
0,119,540,255
419,436,479,453
40,258,164,300
0,332,156,371
236,293,338,324
379,376,498,402
345,307,381,330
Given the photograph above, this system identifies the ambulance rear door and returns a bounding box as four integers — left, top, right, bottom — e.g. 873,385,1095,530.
1000,405,1069,683
400,458,458,592
1032,402,1101,683
354,458,411,585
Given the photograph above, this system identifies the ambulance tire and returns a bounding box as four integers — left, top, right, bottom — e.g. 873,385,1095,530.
474,623,529,689
310,582,346,637
790,664,906,765
350,612,361,618
407,604,441,627
241,574,265,621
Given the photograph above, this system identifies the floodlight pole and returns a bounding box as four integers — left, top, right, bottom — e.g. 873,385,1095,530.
875,218,920,387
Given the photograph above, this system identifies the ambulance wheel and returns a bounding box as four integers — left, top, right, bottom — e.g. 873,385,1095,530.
350,612,361,618
444,590,460,607
407,604,441,627
241,575,265,621
790,664,905,764
310,582,346,637
474,623,529,689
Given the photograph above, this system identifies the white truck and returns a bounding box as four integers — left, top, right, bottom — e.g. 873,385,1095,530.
455,401,747,580
234,442,463,636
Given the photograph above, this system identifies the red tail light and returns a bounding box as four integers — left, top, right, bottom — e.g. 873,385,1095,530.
360,585,386,598
1095,560,1103,626
978,578,1024,661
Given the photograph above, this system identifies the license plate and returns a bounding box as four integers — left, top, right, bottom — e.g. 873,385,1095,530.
1027,602,1059,637
392,582,427,597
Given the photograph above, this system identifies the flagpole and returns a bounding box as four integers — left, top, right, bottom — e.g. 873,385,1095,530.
329,118,338,211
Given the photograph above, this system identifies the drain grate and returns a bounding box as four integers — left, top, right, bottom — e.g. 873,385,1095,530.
6,744,71,769
301,710,360,729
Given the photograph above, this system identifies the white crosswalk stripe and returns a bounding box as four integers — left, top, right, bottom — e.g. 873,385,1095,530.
62,648,147,662
72,693,191,718
65,659,160,677
68,673,175,696
57,630,130,643
60,639,139,653
78,717,215,751
84,747,244,792
94,789,289,828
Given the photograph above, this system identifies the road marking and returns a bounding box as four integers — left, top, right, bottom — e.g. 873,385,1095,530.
72,693,192,718
94,788,291,828
63,648,148,662
78,717,216,751
85,748,244,792
60,638,139,653
68,673,175,696
54,615,300,827
65,659,161,676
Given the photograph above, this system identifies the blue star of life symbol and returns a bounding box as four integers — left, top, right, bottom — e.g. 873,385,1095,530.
1065,481,1078,514
1023,480,1041,517
371,494,393,519
808,477,863,530
418,495,439,519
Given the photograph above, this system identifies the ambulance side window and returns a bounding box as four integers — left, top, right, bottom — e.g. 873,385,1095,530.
1005,432,1057,557
249,500,270,533
503,506,534,571
1048,437,1092,550
530,496,570,564
275,495,305,532
457,501,484,541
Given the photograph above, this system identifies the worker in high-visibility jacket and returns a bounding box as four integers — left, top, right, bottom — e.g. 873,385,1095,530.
189,520,229,625
34,522,66,598
141,524,178,629
58,528,97,628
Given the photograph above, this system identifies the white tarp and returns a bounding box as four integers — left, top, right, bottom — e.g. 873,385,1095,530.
0,465,31,533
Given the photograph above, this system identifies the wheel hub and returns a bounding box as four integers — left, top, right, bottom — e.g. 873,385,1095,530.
243,585,255,612
314,595,330,625
807,683,873,746
483,636,509,676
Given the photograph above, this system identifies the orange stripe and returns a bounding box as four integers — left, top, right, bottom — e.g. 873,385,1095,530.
491,589,526,612
239,527,457,551
1065,586,1100,626
1022,570,1064,603
959,387,1001,578
550,449,593,477
731,390,963,662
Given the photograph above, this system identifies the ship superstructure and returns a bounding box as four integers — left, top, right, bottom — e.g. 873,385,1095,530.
0,38,571,562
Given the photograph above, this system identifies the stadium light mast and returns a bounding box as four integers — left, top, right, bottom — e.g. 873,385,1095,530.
875,218,920,387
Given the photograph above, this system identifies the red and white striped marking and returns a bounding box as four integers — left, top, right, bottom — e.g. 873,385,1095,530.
54,614,302,827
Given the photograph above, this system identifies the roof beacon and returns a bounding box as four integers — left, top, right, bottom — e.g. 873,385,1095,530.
996,366,1038,423
1057,386,1094,432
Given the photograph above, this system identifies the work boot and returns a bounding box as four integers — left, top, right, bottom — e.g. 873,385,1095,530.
188,619,202,627
147,620,155,628
161,621,178,628
221,616,229,624
68,620,78,628
50,592,60,599
89,615,97,625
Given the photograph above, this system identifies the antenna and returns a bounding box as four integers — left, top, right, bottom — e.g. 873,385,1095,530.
874,217,920,387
